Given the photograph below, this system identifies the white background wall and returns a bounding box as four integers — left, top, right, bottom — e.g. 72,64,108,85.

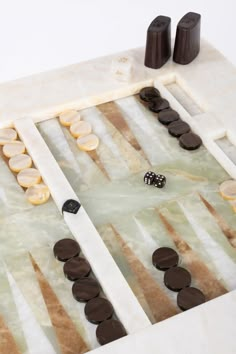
0,0,235,83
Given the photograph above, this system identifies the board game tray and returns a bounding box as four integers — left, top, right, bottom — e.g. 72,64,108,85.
0,39,236,354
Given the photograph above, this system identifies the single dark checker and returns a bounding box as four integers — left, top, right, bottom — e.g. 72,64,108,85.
53,238,80,262
63,257,91,281
177,287,205,311
72,278,100,302
164,266,191,291
152,247,179,271
149,98,170,113
96,319,127,345
145,15,171,69
168,120,190,138
174,12,201,65
179,132,202,150
158,109,180,125
139,87,160,102
144,171,156,185
62,199,81,214
85,297,114,324
153,174,166,188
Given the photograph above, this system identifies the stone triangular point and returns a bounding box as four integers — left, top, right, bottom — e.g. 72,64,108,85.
199,193,236,248
110,224,178,322
158,210,227,300
0,314,21,354
29,253,90,354
88,149,110,180
98,101,151,165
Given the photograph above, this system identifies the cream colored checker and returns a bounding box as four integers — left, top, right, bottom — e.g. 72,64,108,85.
77,134,99,151
59,110,81,127
17,167,41,188
219,180,236,200
70,120,92,138
25,183,50,205
9,154,32,172
3,141,26,158
0,128,17,145
232,200,236,213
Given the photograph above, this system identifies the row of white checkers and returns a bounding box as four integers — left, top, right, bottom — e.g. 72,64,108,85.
59,110,99,151
0,128,50,205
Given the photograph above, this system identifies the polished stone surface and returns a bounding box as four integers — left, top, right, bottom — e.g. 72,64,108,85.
0,41,236,354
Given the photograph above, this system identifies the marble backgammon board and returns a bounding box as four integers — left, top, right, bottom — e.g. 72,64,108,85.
0,39,236,354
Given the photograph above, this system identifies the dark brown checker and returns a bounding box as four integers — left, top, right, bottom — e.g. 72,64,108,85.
158,109,180,126
85,297,114,324
63,257,91,281
72,278,100,302
96,319,127,345
53,238,80,262
168,120,190,138
152,247,179,271
149,98,170,113
179,132,202,150
139,87,160,102
177,287,205,311
164,266,191,291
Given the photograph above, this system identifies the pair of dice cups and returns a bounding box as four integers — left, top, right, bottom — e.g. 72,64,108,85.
144,171,166,188
145,12,201,69
152,247,205,311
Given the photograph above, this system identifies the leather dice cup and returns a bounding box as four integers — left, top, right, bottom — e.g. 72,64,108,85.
144,15,171,69
174,12,201,65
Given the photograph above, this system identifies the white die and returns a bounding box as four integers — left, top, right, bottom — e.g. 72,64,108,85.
111,56,133,82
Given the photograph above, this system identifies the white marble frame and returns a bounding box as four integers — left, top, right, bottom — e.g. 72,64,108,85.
1,40,236,353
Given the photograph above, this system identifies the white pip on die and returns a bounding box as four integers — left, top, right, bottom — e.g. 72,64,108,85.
111,56,133,82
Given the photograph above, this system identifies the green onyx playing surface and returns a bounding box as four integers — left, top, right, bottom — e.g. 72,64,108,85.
38,93,236,317
0,92,236,353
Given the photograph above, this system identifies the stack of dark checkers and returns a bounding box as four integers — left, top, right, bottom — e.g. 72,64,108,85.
139,87,202,150
53,238,126,345
152,247,205,311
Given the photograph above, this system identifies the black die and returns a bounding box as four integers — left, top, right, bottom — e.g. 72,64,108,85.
154,174,166,188
144,171,156,185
